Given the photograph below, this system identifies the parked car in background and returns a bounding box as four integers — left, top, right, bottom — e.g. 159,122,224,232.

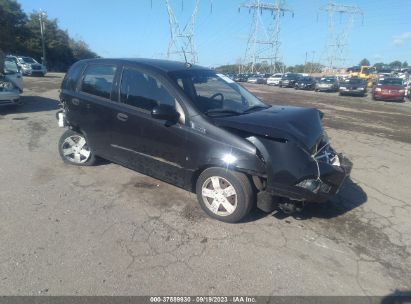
372,78,405,102
267,73,283,86
246,75,258,84
0,57,23,106
233,74,248,82
315,77,339,92
247,74,266,84
294,76,316,90
404,80,411,100
8,55,47,76
339,77,367,97
57,58,352,222
279,73,301,88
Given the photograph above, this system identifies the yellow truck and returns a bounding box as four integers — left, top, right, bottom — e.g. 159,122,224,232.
347,66,377,87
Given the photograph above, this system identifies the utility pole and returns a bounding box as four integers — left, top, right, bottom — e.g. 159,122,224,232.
320,3,362,73
164,0,201,63
240,0,293,74
38,10,47,67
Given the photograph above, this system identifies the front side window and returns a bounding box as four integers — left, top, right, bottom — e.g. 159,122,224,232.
169,70,268,116
120,68,175,111
81,65,116,99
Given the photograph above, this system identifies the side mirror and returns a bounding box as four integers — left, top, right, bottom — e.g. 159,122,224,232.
151,104,180,122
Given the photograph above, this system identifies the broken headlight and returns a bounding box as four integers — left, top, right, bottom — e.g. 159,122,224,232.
296,179,332,194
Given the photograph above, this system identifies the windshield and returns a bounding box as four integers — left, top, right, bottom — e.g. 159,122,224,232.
379,78,403,86
321,78,336,83
169,70,268,116
300,77,314,82
283,74,299,80
345,78,363,84
19,57,37,64
362,67,376,75
4,59,19,74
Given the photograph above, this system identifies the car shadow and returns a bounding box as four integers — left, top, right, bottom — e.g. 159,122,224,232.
0,95,59,116
273,177,367,220
380,290,411,304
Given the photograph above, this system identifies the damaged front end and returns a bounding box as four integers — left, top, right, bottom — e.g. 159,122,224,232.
214,106,352,209
248,132,352,204
0,77,21,106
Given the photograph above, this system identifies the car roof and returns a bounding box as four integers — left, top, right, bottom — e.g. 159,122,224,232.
77,58,210,73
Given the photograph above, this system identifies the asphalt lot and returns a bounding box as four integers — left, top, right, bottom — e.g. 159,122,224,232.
0,73,410,296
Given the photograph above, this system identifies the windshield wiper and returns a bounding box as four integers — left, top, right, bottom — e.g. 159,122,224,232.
205,109,243,116
242,105,269,114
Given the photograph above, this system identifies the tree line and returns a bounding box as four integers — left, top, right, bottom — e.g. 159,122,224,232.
0,0,98,72
358,58,408,71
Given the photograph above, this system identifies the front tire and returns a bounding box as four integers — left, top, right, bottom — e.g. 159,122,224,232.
58,129,96,166
196,167,254,223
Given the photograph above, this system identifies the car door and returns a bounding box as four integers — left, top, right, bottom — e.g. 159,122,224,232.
109,66,191,188
65,63,119,156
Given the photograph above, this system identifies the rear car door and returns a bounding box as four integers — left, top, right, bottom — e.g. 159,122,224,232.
109,66,190,187
62,63,119,156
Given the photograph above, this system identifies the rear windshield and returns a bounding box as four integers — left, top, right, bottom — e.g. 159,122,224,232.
379,78,403,86
344,78,363,84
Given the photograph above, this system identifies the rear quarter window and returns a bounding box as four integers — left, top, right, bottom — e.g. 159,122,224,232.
62,63,84,91
80,64,117,99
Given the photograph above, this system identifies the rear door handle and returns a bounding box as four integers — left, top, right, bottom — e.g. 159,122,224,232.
72,98,80,106
117,113,128,122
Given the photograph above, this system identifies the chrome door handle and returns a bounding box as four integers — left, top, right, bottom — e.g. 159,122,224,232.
117,113,128,122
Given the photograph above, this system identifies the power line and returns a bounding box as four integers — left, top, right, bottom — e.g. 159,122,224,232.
320,2,363,72
164,0,201,63
240,0,293,74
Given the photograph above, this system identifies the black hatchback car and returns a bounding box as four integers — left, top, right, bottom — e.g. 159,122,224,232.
294,76,316,90
57,59,352,223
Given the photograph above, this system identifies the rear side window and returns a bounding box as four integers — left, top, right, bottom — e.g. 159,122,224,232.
62,63,84,91
120,67,174,111
81,65,117,99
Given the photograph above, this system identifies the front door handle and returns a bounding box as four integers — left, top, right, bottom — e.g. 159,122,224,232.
72,98,80,106
117,113,128,122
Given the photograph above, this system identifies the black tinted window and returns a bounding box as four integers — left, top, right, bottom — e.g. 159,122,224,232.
81,65,116,99
63,63,84,91
120,68,174,111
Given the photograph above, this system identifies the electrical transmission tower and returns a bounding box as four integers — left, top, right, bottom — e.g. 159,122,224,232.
320,3,363,72
240,0,293,74
164,0,200,63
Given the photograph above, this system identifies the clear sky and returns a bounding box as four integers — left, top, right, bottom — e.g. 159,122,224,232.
18,0,411,67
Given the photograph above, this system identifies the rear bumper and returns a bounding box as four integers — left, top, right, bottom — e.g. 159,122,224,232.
373,93,404,101
340,90,366,95
266,154,352,203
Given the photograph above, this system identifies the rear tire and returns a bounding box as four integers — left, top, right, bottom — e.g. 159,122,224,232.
196,167,254,223
58,129,97,166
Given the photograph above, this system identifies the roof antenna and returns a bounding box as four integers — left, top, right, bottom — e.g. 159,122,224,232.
181,47,192,68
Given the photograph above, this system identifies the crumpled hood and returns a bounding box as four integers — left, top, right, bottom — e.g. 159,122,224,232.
213,106,323,151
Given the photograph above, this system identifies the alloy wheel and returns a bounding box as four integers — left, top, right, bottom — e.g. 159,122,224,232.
201,176,238,216
61,134,91,164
